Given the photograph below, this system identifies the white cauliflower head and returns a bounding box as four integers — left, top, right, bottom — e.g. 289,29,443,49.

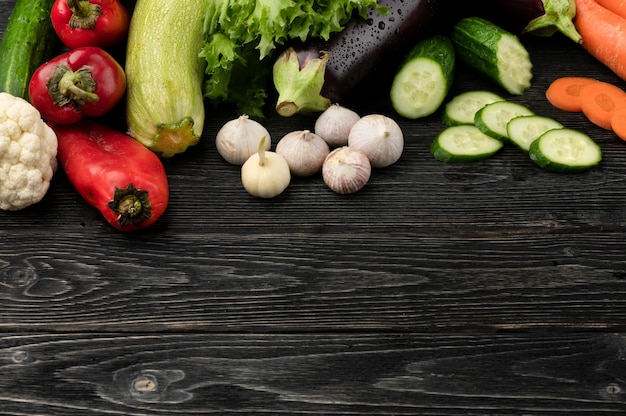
0,92,58,210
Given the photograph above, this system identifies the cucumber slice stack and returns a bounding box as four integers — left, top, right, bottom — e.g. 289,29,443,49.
431,91,602,172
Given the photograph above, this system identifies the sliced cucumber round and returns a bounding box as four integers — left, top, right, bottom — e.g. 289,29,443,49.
431,125,504,163
442,90,505,126
528,128,602,173
506,115,563,153
474,101,534,141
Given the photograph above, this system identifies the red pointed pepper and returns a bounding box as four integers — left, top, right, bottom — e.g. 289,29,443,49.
29,46,126,125
51,119,169,232
51,0,130,49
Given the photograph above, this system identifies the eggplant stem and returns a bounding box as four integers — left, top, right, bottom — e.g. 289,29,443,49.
524,0,582,44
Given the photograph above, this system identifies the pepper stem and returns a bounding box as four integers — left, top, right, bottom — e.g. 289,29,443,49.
58,69,99,103
47,64,99,107
106,183,153,227
66,0,103,30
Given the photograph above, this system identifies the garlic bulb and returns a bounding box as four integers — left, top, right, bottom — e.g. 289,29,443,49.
322,146,371,194
347,114,404,168
241,137,291,198
216,115,271,165
314,104,361,147
275,130,330,176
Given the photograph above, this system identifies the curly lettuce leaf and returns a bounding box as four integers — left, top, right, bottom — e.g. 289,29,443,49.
201,0,383,118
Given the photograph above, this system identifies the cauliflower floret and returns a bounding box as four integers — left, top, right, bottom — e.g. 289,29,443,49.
0,92,57,211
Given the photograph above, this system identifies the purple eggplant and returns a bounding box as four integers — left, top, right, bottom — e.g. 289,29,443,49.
273,0,439,117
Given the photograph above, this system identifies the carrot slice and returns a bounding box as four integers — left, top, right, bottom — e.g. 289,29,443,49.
545,76,599,112
579,80,626,130
610,103,626,140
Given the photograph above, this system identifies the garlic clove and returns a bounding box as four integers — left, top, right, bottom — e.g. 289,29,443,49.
322,146,371,194
347,114,404,168
216,115,271,165
275,130,330,177
314,104,361,147
241,137,291,198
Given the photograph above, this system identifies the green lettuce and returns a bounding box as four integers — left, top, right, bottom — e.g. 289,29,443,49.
201,0,382,118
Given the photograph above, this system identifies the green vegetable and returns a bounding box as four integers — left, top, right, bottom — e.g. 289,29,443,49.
0,0,57,100
431,125,504,163
390,35,456,119
474,101,534,141
451,17,533,95
442,90,505,126
506,114,563,153
528,128,602,173
125,0,206,158
201,0,383,118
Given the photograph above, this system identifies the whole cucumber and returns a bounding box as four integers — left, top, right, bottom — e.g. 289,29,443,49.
273,0,439,116
0,0,57,100
439,0,581,43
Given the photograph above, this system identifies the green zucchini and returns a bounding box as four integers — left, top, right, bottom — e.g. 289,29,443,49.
442,90,505,126
0,0,57,100
125,0,206,158
451,17,533,95
528,128,602,173
431,125,503,163
390,35,455,119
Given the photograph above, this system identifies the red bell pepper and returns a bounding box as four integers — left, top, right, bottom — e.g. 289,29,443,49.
51,0,130,50
29,46,126,125
51,119,169,232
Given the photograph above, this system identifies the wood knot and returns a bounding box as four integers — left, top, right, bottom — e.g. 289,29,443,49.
132,374,158,393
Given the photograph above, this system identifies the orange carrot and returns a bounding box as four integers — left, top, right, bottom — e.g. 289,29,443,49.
579,80,626,130
610,104,626,140
595,0,626,19
545,76,599,112
574,0,626,81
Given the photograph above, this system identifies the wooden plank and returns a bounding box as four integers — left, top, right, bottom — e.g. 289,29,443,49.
1,231,625,332
0,332,624,414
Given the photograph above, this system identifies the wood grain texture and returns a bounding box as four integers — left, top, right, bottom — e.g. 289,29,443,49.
0,333,625,415
0,333,626,415
1,231,626,332
1,0,626,414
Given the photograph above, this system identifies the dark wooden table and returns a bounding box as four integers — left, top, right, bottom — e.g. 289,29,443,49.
1,1,626,414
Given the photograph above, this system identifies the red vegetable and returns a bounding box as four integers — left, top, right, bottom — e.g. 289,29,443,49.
52,119,169,232
51,0,130,49
28,46,126,124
